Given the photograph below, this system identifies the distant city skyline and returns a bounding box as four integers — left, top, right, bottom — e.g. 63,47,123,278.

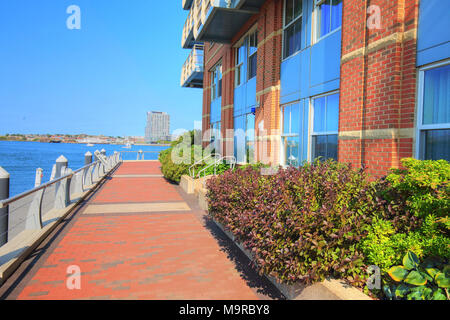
0,1,202,137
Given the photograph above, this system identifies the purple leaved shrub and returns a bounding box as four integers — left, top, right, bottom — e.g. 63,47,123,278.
206,160,379,287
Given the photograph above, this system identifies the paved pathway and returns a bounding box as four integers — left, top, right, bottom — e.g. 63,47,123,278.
0,161,282,300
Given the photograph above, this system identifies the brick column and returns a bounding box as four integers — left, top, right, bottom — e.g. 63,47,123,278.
339,0,419,178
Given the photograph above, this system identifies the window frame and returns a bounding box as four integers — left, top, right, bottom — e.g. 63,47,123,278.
235,44,244,87
210,62,222,100
415,59,450,160
247,31,258,81
312,0,342,44
309,90,340,162
282,0,303,61
280,101,301,167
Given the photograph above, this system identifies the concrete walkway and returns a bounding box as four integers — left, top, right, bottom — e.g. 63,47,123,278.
0,161,282,300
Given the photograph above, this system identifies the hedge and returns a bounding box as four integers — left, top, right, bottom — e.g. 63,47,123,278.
206,158,450,299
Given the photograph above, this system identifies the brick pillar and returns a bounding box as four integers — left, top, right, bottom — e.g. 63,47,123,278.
339,0,419,178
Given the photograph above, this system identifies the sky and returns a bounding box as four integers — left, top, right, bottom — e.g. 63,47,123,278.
0,0,202,137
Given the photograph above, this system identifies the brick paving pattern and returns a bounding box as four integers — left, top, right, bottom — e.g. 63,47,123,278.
1,161,276,300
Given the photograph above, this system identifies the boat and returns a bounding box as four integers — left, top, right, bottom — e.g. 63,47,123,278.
123,142,132,149
86,143,94,147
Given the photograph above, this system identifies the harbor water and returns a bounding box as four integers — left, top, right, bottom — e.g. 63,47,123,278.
0,141,168,197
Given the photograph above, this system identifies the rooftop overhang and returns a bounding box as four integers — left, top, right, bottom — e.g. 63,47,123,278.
196,6,259,44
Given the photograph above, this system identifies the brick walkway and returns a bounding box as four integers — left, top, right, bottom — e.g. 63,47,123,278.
0,161,282,300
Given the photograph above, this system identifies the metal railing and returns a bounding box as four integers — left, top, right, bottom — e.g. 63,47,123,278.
189,153,221,178
0,152,120,246
196,155,236,179
181,44,204,87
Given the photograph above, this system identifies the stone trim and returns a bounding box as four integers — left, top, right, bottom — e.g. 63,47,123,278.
341,29,417,64
256,85,281,98
258,28,283,49
338,128,414,140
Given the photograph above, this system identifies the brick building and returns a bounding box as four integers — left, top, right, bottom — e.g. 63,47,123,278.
180,0,449,178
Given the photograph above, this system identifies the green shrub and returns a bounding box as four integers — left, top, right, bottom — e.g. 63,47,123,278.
360,158,450,274
383,158,449,219
207,159,379,287
383,251,449,300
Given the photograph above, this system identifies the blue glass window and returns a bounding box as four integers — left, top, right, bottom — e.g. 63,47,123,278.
419,63,450,161
312,92,339,161
282,103,300,166
248,31,258,80
316,0,342,39
283,0,302,59
234,114,255,163
211,63,222,100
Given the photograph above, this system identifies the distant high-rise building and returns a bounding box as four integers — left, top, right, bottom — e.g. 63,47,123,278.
145,111,170,143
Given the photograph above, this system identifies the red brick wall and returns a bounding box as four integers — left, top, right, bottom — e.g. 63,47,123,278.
200,0,420,176
201,0,283,164
339,0,419,178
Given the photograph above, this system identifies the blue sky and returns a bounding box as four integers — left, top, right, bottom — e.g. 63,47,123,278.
0,1,202,137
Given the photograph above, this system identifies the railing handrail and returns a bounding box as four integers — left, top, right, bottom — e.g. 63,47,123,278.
189,153,221,178
0,160,103,209
196,155,236,179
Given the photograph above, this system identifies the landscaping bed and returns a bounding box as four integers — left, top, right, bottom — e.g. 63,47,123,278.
206,158,449,300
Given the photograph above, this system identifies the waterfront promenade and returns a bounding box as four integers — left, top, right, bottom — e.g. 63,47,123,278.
0,161,281,300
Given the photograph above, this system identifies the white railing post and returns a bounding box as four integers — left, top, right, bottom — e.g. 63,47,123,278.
35,168,43,187
0,167,10,245
54,155,69,209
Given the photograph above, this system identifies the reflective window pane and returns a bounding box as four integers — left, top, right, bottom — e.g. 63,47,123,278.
330,0,342,31
326,93,339,132
283,105,291,135
326,134,338,160
283,17,302,59
424,129,450,161
314,96,326,133
285,0,294,26
312,135,327,161
294,0,303,18
248,53,257,79
319,0,331,38
423,64,450,125
290,103,300,134
286,136,299,167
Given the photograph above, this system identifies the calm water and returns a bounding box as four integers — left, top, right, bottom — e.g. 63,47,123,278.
0,141,168,197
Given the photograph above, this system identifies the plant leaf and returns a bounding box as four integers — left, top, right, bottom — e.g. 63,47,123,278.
407,286,424,300
394,284,410,298
403,251,419,270
388,266,409,282
404,270,427,286
382,284,394,300
425,267,440,279
432,289,447,300
435,272,450,288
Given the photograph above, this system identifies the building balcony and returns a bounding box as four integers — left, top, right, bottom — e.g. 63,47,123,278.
192,0,264,43
182,6,196,48
183,0,194,10
181,44,204,88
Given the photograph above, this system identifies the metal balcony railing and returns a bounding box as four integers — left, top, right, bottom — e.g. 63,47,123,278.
181,44,204,88
181,0,264,46
0,152,121,245
181,6,196,48
182,0,194,10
